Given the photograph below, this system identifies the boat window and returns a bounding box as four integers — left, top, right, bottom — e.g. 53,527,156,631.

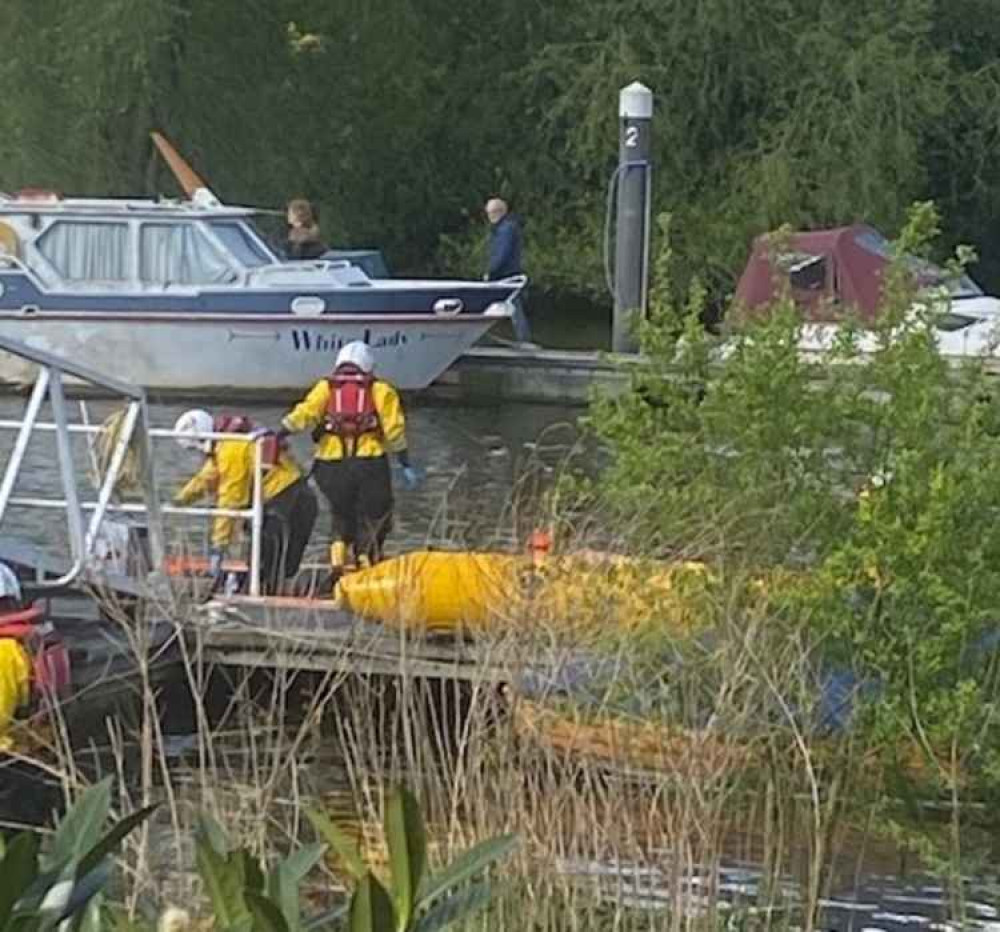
787,254,826,292
855,229,983,298
854,229,892,258
207,221,274,267
36,221,129,282
140,223,236,285
935,312,979,332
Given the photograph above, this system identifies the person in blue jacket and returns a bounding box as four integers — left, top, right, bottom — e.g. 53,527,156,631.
484,197,532,345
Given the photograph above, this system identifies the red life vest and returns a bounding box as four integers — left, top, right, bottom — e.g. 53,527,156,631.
0,604,71,700
213,415,283,469
324,365,381,438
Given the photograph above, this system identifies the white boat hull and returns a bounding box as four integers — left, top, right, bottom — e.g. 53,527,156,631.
0,313,504,394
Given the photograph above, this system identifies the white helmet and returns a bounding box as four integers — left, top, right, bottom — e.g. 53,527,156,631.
0,562,21,603
335,341,374,374
174,409,214,453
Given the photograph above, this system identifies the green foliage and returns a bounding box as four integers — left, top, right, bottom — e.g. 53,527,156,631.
0,777,156,932
307,785,517,932
193,814,329,932
1,1,999,298
586,201,1000,781
191,786,515,932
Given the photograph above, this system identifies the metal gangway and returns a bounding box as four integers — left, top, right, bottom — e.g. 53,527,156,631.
0,335,270,597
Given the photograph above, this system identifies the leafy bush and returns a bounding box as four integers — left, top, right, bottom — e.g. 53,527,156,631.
584,202,1000,781
193,813,331,932
0,777,156,932
309,786,517,932
183,786,516,932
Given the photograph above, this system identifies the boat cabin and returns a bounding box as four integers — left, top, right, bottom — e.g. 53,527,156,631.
0,190,283,292
734,224,982,324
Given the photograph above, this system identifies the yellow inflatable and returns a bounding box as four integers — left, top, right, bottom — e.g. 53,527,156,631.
0,638,30,751
334,549,713,635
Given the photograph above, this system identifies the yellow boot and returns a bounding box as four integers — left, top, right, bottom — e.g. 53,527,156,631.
326,541,350,597
329,541,349,570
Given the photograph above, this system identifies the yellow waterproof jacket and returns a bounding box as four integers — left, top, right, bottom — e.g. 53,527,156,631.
0,639,30,751
282,378,407,460
175,438,301,547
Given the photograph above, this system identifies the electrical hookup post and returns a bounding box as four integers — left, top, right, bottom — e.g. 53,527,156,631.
613,81,654,354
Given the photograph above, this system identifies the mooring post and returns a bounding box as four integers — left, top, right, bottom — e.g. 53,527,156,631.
613,81,654,354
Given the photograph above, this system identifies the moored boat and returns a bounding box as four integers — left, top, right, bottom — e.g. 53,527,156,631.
0,188,522,393
733,224,1000,359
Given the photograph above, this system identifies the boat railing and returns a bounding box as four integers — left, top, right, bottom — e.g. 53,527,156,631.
498,274,528,302
0,335,269,597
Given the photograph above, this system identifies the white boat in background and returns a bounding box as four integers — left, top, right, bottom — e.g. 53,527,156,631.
734,223,1000,362
0,175,521,393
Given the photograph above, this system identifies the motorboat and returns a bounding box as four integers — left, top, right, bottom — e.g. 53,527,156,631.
733,224,1000,360
0,187,522,394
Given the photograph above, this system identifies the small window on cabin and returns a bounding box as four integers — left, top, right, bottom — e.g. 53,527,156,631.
788,254,826,292
139,222,237,286
935,312,979,332
207,221,274,268
37,221,129,283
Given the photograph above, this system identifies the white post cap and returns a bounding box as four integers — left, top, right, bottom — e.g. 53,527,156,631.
619,81,653,120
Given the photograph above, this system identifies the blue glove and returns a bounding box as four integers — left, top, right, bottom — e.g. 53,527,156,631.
400,465,423,490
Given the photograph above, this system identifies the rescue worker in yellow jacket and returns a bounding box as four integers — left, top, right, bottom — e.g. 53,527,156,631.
0,564,32,752
173,411,318,594
279,341,420,572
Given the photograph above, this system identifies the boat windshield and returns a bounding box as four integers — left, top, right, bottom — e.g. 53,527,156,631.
854,229,983,298
207,220,275,268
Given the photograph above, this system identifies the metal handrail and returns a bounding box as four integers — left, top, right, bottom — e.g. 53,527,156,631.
0,336,268,597
0,422,269,596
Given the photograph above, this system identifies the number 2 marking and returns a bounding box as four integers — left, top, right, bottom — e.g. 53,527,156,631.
625,125,640,148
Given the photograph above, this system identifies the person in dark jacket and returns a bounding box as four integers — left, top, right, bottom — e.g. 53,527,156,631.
284,198,329,260
484,197,532,344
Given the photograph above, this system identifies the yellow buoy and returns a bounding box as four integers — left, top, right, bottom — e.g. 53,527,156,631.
337,550,519,631
336,549,714,635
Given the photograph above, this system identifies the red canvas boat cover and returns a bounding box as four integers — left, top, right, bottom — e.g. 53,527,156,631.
734,224,892,323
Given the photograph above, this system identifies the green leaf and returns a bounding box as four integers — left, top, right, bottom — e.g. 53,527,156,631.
195,837,249,931
236,850,266,895
411,881,495,932
305,811,366,882
267,844,324,932
416,835,517,910
349,875,395,932
278,844,326,885
245,892,290,932
383,787,426,931
57,861,112,921
302,905,348,931
44,779,112,870
0,833,40,929
77,804,158,879
17,867,65,915
74,894,104,932
197,813,230,857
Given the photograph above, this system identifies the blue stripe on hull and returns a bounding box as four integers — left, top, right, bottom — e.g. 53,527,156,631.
0,272,514,315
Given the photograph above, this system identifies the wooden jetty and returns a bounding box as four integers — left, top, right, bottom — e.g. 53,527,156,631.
193,594,517,684
429,345,633,405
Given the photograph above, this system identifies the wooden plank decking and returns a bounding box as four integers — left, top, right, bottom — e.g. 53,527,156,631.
194,595,515,682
